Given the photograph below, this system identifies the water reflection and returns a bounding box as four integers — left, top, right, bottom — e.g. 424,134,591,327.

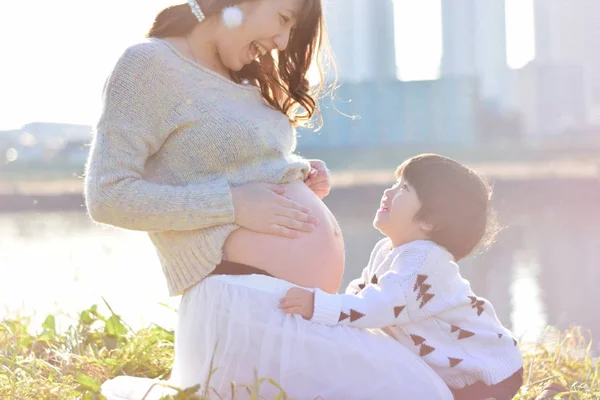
0,189,598,352
535,209,600,343
0,211,179,333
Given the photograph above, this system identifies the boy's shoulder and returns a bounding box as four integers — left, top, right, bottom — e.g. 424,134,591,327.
388,240,455,274
390,240,442,261
366,238,393,269
373,237,393,253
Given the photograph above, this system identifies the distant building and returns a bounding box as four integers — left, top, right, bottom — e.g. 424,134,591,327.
534,0,599,65
324,0,397,82
298,77,480,148
0,122,92,166
532,0,600,130
440,0,511,112
57,140,89,165
516,63,589,139
20,122,92,143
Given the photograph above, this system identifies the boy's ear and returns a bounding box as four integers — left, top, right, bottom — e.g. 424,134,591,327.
419,220,435,233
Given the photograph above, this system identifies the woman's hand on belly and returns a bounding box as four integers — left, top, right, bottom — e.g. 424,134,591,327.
231,182,319,238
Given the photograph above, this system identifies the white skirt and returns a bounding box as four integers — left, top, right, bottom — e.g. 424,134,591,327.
102,274,453,400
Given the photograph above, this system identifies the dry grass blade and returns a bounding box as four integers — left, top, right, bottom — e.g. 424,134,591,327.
0,305,597,400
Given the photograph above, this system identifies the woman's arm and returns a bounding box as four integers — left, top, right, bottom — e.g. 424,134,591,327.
84,44,235,232
85,43,316,235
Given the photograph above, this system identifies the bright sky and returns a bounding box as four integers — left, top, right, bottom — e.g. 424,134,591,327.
0,0,534,130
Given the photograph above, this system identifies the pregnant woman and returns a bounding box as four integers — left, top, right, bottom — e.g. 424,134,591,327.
85,0,453,398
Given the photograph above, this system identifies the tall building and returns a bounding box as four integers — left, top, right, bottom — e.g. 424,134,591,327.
298,78,479,148
324,0,397,83
440,0,511,111
516,0,600,137
534,0,599,65
516,64,588,138
534,0,600,120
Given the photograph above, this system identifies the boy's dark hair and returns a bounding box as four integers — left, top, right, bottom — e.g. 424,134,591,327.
396,154,500,261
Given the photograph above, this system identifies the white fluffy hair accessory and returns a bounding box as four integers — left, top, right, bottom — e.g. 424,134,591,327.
221,6,244,29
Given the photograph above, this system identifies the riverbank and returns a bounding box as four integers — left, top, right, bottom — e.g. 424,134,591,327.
1,304,598,399
2,159,599,214
1,159,599,195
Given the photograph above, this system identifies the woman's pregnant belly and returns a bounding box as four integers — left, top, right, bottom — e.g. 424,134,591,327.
223,180,345,293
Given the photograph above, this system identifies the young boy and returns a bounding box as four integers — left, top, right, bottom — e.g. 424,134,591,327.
280,154,524,400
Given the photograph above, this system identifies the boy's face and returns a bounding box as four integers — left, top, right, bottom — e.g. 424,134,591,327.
373,177,430,247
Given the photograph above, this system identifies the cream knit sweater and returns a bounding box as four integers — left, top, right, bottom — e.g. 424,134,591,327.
84,38,311,295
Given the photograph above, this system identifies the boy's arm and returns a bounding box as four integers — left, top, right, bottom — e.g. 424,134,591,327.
307,265,371,325
311,244,443,328
282,240,386,324
345,266,370,295
312,271,414,328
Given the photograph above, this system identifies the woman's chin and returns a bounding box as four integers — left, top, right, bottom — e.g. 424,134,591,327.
227,62,244,72
221,56,245,72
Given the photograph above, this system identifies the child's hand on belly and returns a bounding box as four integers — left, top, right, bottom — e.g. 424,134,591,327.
304,159,332,199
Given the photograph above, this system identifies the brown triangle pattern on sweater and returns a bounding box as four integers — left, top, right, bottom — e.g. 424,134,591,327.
394,306,406,318
450,325,475,340
409,334,436,357
420,344,435,357
339,311,349,322
413,274,428,292
371,275,378,285
498,333,504,339
349,309,365,322
410,334,426,346
413,275,435,309
416,284,432,300
458,329,475,340
419,293,435,309
468,296,485,316
475,304,484,316
357,282,365,291
448,357,463,368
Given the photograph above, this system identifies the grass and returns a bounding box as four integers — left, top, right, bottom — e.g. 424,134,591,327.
1,301,598,400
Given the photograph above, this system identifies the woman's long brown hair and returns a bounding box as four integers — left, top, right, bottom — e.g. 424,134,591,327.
147,0,333,128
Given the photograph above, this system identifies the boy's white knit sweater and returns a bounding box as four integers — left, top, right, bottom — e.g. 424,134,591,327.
312,239,523,389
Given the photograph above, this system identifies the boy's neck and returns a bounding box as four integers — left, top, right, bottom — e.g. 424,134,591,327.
389,234,430,249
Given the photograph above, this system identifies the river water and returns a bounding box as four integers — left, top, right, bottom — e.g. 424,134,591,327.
0,182,598,349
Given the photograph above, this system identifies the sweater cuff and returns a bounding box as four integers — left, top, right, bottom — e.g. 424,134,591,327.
188,177,235,227
311,289,342,326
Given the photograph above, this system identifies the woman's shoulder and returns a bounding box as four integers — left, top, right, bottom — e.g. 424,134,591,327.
99,39,186,115
102,38,186,97
114,38,175,70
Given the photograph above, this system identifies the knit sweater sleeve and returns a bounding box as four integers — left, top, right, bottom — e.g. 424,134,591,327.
345,270,369,295
84,43,235,232
311,240,385,324
312,243,446,328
